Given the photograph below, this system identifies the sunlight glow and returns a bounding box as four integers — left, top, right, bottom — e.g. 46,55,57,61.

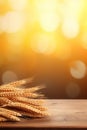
35,0,58,13
30,34,56,54
63,0,84,19
1,12,25,33
62,18,79,38
35,0,59,32
8,0,27,11
39,13,60,32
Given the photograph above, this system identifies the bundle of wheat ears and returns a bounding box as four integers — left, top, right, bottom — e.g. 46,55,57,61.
0,78,49,122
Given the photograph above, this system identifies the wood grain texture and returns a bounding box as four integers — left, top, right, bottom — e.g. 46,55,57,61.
0,100,87,128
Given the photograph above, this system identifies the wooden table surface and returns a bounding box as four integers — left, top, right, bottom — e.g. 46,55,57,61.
0,100,87,129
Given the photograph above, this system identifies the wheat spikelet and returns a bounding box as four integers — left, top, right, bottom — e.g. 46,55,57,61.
0,77,33,88
9,97,47,111
7,102,48,116
24,86,45,93
0,112,20,122
0,108,22,117
0,91,38,98
0,86,44,94
11,97,44,106
0,86,20,92
9,78,33,87
6,102,42,113
0,97,12,106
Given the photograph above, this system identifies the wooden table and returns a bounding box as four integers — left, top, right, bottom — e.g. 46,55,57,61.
0,100,87,129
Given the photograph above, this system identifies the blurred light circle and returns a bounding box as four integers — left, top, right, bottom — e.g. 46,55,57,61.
62,19,79,38
66,82,80,98
1,11,25,33
30,34,56,54
64,0,84,16
8,0,27,11
2,70,18,84
70,60,87,79
39,13,60,32
35,0,58,12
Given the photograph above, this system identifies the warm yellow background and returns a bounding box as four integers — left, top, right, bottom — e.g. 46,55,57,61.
0,0,87,99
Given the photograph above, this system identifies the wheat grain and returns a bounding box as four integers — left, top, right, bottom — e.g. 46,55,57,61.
0,112,20,122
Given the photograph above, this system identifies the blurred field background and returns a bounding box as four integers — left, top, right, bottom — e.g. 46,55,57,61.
0,0,87,99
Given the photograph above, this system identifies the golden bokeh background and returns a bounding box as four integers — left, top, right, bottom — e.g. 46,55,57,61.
0,0,87,99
